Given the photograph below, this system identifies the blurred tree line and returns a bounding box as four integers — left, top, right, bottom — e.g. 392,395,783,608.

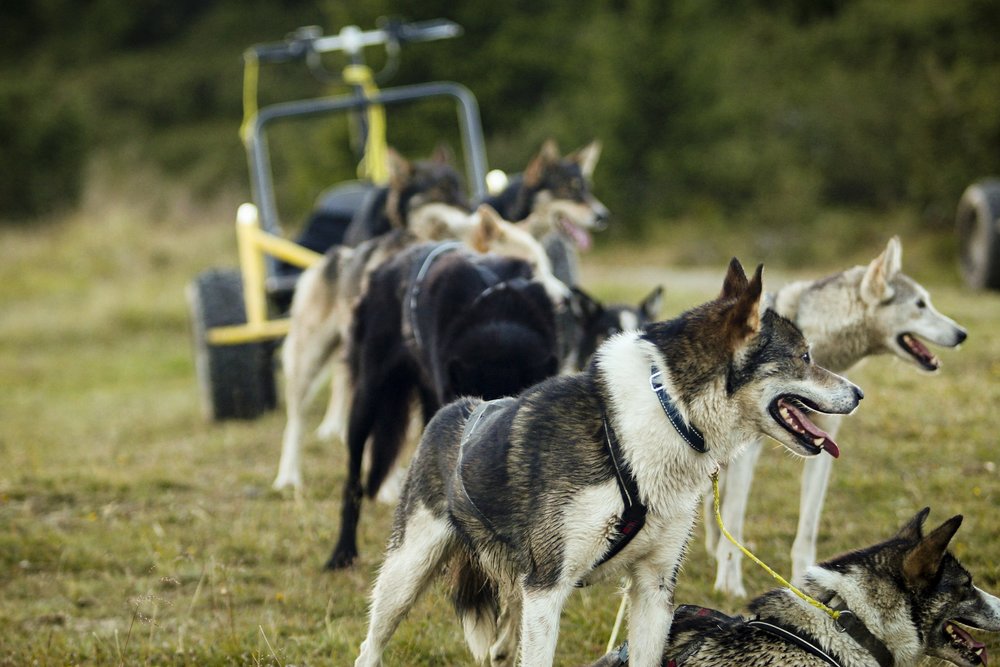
1,0,998,233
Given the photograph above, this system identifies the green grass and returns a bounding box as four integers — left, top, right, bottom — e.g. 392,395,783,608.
2,169,999,665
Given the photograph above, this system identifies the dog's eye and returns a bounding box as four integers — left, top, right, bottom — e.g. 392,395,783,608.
801,351,811,364
916,298,926,309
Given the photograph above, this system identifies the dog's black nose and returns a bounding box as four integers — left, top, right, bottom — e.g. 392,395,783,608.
956,329,968,345
853,385,865,402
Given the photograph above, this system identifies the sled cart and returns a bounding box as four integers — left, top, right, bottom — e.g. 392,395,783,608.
187,18,489,420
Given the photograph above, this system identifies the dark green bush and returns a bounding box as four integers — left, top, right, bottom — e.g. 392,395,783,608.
0,81,89,221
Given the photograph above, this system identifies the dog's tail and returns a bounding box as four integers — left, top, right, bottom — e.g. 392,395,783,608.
450,552,499,663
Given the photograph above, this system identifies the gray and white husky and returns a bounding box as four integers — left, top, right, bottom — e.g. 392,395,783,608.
709,237,968,597
594,508,1000,667
354,259,863,667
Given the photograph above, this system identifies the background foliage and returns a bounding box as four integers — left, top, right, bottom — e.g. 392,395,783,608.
1,0,999,235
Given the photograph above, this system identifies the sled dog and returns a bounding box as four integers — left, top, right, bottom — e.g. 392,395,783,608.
482,138,608,286
593,508,1000,667
273,204,563,493
354,259,863,667
710,236,968,597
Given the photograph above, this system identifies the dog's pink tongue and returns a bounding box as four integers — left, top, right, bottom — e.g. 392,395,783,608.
779,398,840,458
949,624,987,665
569,223,592,251
559,217,592,251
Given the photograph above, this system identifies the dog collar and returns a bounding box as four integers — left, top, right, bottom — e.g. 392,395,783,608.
833,608,895,667
649,365,707,453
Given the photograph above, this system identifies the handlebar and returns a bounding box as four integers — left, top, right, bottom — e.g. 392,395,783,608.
247,18,462,64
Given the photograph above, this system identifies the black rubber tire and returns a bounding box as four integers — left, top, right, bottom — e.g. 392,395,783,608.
957,178,1000,290
186,269,277,420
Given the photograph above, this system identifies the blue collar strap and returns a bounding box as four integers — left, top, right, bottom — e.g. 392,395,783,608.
649,365,708,454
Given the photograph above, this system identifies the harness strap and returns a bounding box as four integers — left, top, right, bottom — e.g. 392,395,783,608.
591,405,647,570
748,619,846,666
455,400,503,534
469,276,534,309
407,242,464,351
649,365,707,453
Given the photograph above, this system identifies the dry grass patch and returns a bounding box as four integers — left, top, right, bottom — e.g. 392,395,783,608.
1,173,997,665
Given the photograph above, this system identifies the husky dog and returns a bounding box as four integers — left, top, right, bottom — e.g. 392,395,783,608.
325,238,568,569
273,205,563,493
710,237,968,597
277,146,468,284
341,145,468,246
482,139,609,286
565,285,664,372
593,508,1000,667
354,259,863,667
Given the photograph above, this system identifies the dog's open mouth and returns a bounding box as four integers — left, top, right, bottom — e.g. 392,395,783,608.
898,333,940,371
945,620,988,665
555,213,592,251
769,396,840,458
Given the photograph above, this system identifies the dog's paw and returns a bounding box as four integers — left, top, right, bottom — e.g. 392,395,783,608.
713,550,748,598
315,417,346,443
325,548,357,570
272,471,303,492
375,466,407,505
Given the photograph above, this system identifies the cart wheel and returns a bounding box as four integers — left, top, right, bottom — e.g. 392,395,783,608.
186,269,277,420
957,178,1000,290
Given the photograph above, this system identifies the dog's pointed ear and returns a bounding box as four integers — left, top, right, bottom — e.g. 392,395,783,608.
724,263,763,346
523,139,561,188
720,257,749,300
430,142,454,165
388,147,412,189
569,286,603,322
639,285,664,322
861,237,901,304
895,507,931,542
570,140,602,180
471,204,504,252
902,514,962,587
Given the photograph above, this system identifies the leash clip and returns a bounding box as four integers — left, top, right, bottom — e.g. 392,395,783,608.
835,610,854,634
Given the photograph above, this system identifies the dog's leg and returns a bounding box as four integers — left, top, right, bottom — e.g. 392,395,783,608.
711,438,763,597
625,564,678,667
355,504,456,667
374,403,422,506
316,355,351,444
490,584,522,667
274,327,340,491
518,582,573,667
326,376,379,569
791,415,842,583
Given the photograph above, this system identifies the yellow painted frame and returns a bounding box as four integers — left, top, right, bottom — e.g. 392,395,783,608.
207,203,322,345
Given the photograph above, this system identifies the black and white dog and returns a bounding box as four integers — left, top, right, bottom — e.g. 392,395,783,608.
593,508,1000,667
354,259,864,667
324,240,566,569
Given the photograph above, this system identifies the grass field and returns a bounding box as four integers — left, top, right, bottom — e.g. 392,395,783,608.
2,174,999,666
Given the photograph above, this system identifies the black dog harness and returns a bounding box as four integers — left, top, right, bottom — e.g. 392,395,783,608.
405,241,464,351
605,604,893,667
593,403,647,569
590,364,711,569
455,399,512,535
405,242,535,352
